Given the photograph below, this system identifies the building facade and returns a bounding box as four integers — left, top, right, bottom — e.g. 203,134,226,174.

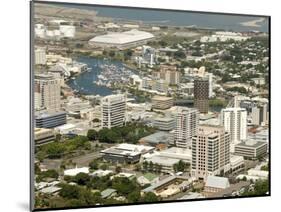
191,125,231,180
34,128,55,145
174,107,199,148
101,94,126,129
153,117,176,131
194,79,209,113
35,111,67,129
34,74,61,112
234,140,267,159
221,108,247,147
35,48,46,65
157,65,181,85
151,96,173,110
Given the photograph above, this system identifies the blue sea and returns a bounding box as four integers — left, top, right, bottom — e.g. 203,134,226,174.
63,3,269,32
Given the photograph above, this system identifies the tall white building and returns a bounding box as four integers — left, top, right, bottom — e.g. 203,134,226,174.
174,107,199,148
221,108,247,150
191,125,231,180
101,94,126,129
35,48,46,65
34,74,61,112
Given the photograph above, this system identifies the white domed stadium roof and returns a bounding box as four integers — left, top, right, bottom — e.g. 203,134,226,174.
89,29,154,45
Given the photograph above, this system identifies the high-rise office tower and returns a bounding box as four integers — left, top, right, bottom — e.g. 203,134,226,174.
174,107,199,148
191,125,230,180
34,74,61,112
158,65,181,85
251,103,269,126
221,108,247,146
194,79,209,113
101,94,126,129
251,107,261,126
35,48,46,65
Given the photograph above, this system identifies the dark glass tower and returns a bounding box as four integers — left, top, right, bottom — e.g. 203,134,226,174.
194,79,209,113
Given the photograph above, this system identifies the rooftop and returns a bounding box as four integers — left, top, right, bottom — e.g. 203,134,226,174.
235,140,267,148
205,176,230,189
90,29,154,45
140,131,171,144
40,186,61,194
101,143,155,157
159,147,192,161
145,155,179,166
101,188,117,199
64,167,89,176
152,96,173,101
142,175,188,192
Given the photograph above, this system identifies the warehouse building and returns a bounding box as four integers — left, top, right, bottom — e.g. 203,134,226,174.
89,29,155,49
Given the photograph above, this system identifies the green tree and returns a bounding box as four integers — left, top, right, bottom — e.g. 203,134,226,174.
74,173,91,186
142,192,159,202
112,177,139,196
115,166,122,173
100,164,108,171
36,169,59,182
89,160,99,170
128,190,141,203
174,50,186,59
87,129,98,141
59,184,80,199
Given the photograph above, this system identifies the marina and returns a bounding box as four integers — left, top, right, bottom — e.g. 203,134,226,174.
67,56,136,96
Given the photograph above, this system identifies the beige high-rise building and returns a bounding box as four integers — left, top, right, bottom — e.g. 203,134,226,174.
174,107,199,148
34,74,61,112
191,125,231,180
101,94,126,129
35,48,46,65
153,65,181,85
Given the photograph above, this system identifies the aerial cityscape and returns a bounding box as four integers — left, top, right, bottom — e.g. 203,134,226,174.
32,2,270,210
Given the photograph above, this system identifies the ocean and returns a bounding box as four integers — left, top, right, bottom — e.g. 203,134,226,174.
63,3,269,32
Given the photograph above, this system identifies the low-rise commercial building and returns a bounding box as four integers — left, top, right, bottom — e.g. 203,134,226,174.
230,155,245,174
204,176,230,194
142,175,190,197
159,147,192,163
151,96,173,110
234,140,267,159
143,156,180,173
100,143,155,164
139,131,171,150
34,128,55,145
153,117,176,131
35,111,67,128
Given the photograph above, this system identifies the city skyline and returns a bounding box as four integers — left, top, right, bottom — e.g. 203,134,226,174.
32,1,270,211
